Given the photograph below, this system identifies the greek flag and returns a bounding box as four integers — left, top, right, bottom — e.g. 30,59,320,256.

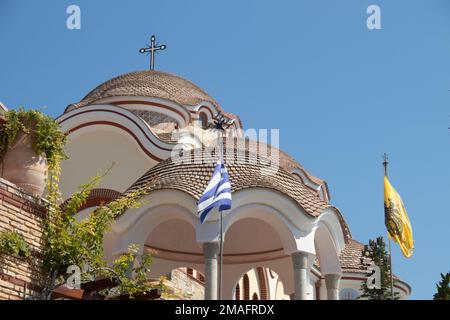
197,161,232,224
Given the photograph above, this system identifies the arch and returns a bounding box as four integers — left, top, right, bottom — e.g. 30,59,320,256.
62,188,121,213
315,207,347,256
243,274,250,300
197,188,316,255
252,293,259,300
193,101,242,131
58,104,176,162
314,222,342,276
256,267,269,300
291,169,324,199
197,187,319,242
59,126,158,199
199,112,208,129
229,266,289,301
109,190,198,256
69,96,191,128
235,283,241,300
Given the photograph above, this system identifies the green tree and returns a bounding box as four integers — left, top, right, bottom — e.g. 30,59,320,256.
433,272,450,300
360,237,399,300
40,166,162,299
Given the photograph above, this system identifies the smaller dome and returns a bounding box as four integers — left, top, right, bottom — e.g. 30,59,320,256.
125,144,330,218
68,70,221,111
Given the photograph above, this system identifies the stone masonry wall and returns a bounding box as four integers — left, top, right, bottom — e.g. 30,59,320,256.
0,178,46,300
169,268,205,300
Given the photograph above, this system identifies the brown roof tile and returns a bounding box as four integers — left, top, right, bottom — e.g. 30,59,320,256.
67,70,222,111
339,239,370,273
126,142,330,218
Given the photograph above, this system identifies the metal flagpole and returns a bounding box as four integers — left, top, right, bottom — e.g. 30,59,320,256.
218,130,224,300
388,238,394,300
219,204,224,300
212,112,233,300
383,153,395,300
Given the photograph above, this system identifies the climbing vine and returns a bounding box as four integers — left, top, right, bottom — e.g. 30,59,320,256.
41,165,166,299
0,108,67,170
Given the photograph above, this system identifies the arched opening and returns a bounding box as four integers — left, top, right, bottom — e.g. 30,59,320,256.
199,112,208,129
252,293,259,300
314,224,342,275
235,283,241,300
243,274,250,300
128,212,206,300
314,222,343,300
233,268,288,300
256,267,268,300
220,205,299,300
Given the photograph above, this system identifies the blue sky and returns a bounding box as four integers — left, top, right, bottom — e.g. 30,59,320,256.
1,0,449,299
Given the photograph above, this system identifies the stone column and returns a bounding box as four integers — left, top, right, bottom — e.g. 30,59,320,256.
203,242,219,300
291,251,310,300
324,274,341,300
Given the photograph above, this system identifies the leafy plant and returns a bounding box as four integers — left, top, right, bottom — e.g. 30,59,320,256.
40,166,158,300
0,230,31,260
95,244,173,299
360,236,399,300
0,108,67,170
433,272,450,300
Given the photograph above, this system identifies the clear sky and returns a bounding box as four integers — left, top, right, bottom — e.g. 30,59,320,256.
1,0,449,299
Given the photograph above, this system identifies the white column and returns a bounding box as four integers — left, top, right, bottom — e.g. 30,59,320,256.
324,274,341,300
291,251,310,300
203,242,219,300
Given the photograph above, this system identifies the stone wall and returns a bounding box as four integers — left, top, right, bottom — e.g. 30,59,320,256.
0,178,46,300
169,268,204,300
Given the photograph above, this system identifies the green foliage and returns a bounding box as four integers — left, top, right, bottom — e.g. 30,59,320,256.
0,230,31,260
433,272,450,300
96,244,167,299
360,236,399,300
0,108,67,170
41,165,156,299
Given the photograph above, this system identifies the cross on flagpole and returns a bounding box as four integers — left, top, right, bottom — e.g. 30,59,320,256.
139,35,167,70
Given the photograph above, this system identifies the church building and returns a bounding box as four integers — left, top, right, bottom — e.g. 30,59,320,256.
54,68,411,300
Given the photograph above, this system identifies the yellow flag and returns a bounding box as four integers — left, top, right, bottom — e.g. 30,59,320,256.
384,176,414,258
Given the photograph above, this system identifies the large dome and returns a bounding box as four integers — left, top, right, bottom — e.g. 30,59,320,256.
67,70,221,111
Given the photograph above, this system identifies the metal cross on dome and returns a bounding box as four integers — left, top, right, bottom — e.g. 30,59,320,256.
139,35,167,70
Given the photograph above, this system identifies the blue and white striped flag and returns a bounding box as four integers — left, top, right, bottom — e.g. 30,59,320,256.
197,161,232,224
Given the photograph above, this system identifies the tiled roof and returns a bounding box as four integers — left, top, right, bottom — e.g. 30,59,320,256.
314,239,368,273
65,70,242,127
125,141,330,217
338,239,403,281
339,239,370,273
67,70,221,111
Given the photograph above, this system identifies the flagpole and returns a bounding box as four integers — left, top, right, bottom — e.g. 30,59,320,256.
219,206,224,300
388,237,394,300
218,130,224,300
383,153,395,300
